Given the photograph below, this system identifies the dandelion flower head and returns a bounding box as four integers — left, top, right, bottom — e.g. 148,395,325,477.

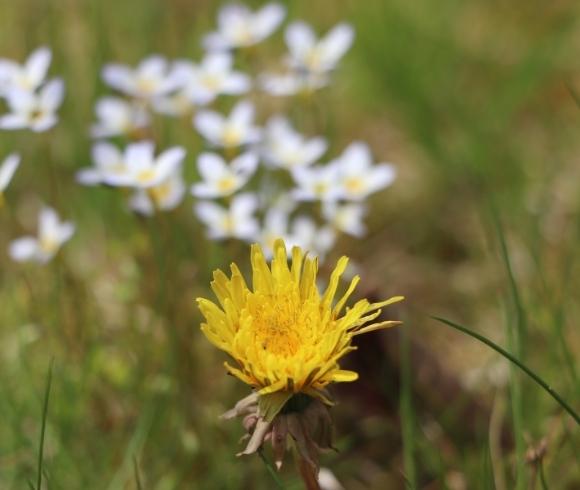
197,239,403,404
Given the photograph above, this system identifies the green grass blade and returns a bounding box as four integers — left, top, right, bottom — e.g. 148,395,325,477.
133,456,143,490
36,358,54,490
431,316,579,425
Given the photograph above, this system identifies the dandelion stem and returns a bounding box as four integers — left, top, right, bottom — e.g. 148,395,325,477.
258,449,285,489
431,316,580,426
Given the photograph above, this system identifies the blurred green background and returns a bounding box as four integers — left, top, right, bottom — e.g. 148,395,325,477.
0,0,579,488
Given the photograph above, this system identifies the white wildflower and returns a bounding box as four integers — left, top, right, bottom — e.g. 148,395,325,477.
76,142,126,186
0,79,64,132
129,170,186,216
0,46,51,95
322,201,367,237
194,100,261,149
100,141,186,189
334,142,396,200
195,192,259,241
204,3,285,51
90,97,149,138
9,206,75,264
262,116,326,169
153,53,250,115
289,215,335,260
285,22,354,75
191,152,257,198
291,163,341,202
102,55,183,99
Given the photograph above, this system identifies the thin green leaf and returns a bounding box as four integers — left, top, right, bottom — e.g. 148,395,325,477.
431,316,579,425
36,358,54,490
133,456,143,490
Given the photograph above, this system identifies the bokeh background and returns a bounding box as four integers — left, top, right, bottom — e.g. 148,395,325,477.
0,0,579,488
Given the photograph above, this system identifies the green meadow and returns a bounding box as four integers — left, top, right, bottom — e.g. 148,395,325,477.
0,0,578,488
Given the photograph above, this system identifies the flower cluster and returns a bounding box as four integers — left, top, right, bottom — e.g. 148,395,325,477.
0,47,73,263
76,2,396,260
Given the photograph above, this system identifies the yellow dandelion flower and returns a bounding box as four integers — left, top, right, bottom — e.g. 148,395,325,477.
197,239,404,409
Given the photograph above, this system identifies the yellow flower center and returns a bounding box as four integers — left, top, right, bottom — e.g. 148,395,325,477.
136,78,157,95
313,182,328,196
344,177,365,193
40,237,58,254
201,74,222,91
222,126,242,147
136,169,156,184
306,48,323,71
217,176,237,193
150,181,172,204
246,291,304,357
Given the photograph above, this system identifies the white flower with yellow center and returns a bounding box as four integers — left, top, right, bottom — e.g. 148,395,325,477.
187,53,250,104
100,141,186,189
259,70,327,97
259,22,353,97
102,56,183,100
289,216,336,260
194,100,261,149
0,79,64,132
291,164,341,202
334,142,396,201
0,153,20,201
90,97,149,138
76,142,127,186
195,193,259,241
153,53,250,116
322,201,367,237
0,46,51,95
129,171,186,216
191,152,257,199
262,116,327,170
285,22,354,75
259,200,296,257
204,3,285,51
9,206,75,264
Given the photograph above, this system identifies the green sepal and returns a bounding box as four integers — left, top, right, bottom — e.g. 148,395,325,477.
258,391,293,422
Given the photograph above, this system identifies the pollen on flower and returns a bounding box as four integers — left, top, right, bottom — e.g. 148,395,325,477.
149,181,172,203
222,126,242,147
313,182,329,196
217,176,237,193
136,168,156,184
196,239,403,403
344,176,365,193
39,237,58,254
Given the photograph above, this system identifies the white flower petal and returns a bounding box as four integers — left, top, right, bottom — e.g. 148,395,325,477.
285,22,316,60
39,78,65,111
197,152,228,183
155,146,186,178
102,64,133,93
194,111,224,143
25,47,52,89
9,237,39,262
254,3,285,38
0,153,21,191
319,23,354,68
